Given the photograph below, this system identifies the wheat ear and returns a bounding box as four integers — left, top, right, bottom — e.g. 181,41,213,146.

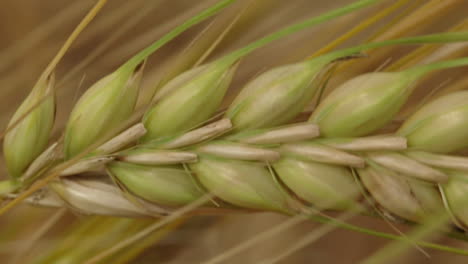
14,45,468,230
4,0,468,254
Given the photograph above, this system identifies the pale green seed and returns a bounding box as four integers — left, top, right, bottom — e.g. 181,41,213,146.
108,162,204,207
398,91,468,153
64,62,145,159
190,156,290,212
309,71,419,137
442,171,468,229
3,74,55,178
274,157,359,210
142,60,237,141
226,59,328,131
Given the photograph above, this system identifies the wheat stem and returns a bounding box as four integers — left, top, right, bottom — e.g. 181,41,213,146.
41,0,108,82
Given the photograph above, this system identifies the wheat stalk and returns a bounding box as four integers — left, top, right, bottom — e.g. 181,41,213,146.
3,0,468,263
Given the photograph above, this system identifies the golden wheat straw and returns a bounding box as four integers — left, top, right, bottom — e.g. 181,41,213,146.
55,0,164,92
0,0,91,74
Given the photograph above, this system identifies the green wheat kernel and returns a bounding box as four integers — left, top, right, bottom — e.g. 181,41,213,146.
64,62,145,158
142,60,237,141
398,91,468,153
4,74,55,178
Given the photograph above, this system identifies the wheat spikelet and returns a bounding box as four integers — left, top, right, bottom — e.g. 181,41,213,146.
3,0,468,263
